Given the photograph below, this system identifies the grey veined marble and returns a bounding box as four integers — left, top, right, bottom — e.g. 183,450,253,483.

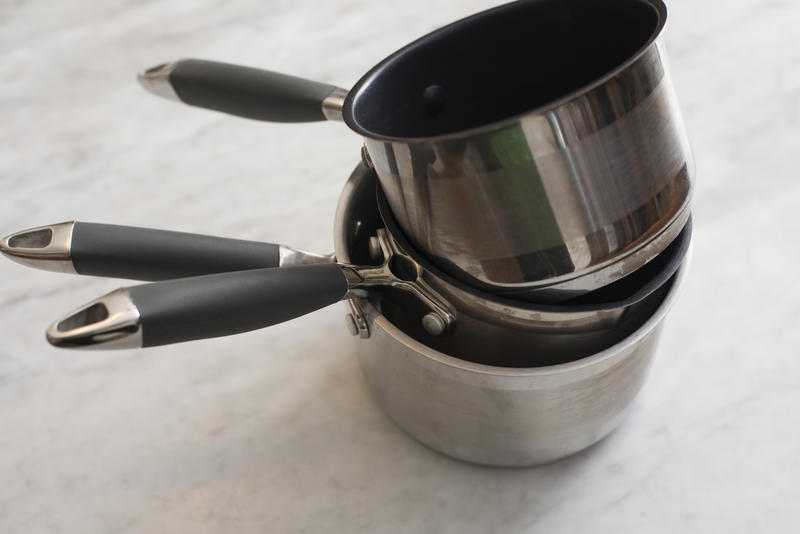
1,0,799,532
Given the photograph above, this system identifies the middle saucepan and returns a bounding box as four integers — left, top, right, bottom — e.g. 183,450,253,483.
138,0,694,302
340,162,691,367
41,162,690,367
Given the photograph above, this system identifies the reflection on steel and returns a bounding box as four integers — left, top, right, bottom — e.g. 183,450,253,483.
137,62,180,101
321,87,348,121
364,40,693,299
0,221,77,274
46,288,143,350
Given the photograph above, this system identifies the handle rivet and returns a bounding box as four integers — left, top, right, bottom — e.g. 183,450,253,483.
422,312,446,336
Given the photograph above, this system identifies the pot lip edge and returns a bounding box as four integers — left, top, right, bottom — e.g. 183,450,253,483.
363,242,691,378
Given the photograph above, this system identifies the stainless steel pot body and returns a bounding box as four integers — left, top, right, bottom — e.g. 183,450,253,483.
350,294,679,466
346,0,693,299
335,162,690,466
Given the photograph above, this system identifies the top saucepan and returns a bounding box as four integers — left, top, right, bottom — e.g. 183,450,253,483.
139,0,693,302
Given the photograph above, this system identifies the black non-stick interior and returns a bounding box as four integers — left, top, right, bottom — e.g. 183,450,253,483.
346,0,662,139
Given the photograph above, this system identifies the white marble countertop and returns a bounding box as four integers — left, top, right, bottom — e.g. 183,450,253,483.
1,0,798,532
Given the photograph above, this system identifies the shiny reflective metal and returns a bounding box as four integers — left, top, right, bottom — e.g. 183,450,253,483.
0,221,77,274
334,161,691,466
46,288,143,349
421,312,446,336
335,162,690,366
321,88,348,121
357,5,693,298
340,229,455,334
137,62,180,101
277,245,333,267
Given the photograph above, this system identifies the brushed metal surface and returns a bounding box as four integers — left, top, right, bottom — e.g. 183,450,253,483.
354,310,671,466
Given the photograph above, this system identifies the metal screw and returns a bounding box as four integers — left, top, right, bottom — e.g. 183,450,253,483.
421,313,446,336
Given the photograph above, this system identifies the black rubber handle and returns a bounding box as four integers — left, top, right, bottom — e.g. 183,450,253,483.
169,59,341,122
71,222,281,281
126,263,349,347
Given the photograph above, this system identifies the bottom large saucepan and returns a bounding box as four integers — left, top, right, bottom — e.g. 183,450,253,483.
349,287,684,466
335,160,691,466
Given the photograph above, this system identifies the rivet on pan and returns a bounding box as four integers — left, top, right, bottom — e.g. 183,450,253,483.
421,312,446,336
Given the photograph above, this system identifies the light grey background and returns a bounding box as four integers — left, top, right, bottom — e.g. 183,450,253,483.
1,0,797,532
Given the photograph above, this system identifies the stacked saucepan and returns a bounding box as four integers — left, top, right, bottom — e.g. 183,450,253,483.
2,0,693,465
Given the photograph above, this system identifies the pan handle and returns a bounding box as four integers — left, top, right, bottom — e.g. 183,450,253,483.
1,221,331,280
46,263,351,349
138,59,348,122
